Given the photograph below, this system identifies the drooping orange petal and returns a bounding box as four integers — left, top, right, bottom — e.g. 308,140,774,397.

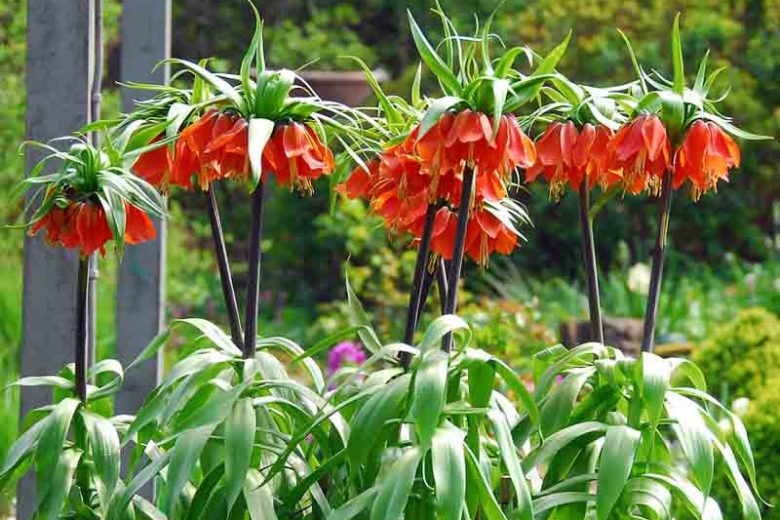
75,202,113,257
124,204,156,245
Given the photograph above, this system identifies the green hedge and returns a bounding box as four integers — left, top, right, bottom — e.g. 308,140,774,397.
691,307,780,400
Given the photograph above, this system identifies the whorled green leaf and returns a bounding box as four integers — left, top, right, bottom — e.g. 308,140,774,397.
348,375,410,467
225,397,256,512
540,367,594,437
665,392,714,500
166,426,215,515
523,421,608,472
0,416,49,482
35,398,80,503
82,410,121,510
37,447,82,520
417,314,470,353
244,468,278,520
409,350,449,448
464,445,507,520
640,352,671,430
596,425,641,520
488,409,533,520
329,487,378,520
370,447,423,520
431,425,466,520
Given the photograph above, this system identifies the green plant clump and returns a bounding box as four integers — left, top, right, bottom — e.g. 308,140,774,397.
691,307,780,400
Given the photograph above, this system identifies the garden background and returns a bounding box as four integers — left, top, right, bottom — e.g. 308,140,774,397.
0,0,778,515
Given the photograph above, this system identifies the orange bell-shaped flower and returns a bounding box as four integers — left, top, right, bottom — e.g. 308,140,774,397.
203,112,250,182
124,203,157,245
132,134,172,189
673,120,740,200
171,109,221,190
609,115,671,195
527,122,618,198
261,122,335,194
75,202,114,257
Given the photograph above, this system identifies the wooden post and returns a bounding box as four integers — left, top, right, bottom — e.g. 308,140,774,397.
20,1,93,515
115,0,171,416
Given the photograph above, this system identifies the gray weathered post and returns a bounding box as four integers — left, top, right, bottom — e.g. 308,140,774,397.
115,0,171,416
20,1,93,515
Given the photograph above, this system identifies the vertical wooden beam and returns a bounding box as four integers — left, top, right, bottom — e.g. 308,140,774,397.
20,1,93,515
115,0,171,416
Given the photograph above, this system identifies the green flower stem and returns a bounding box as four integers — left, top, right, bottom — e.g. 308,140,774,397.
75,256,89,402
442,167,475,352
401,203,437,369
579,181,604,343
244,181,266,359
642,170,674,352
206,185,244,351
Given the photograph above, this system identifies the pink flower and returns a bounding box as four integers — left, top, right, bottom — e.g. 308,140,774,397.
327,341,367,375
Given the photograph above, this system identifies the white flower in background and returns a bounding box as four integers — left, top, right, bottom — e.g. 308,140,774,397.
627,262,651,295
744,272,757,291
732,397,751,417
774,277,780,293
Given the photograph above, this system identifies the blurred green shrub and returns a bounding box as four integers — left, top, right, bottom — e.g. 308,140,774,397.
312,198,416,342
265,5,377,70
691,308,780,400
458,297,557,374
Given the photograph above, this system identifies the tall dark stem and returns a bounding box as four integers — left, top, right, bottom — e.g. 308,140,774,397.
86,0,103,373
400,204,437,368
442,167,475,352
415,254,439,319
75,257,90,402
206,185,244,350
641,170,674,352
400,204,436,368
244,182,266,358
578,182,604,343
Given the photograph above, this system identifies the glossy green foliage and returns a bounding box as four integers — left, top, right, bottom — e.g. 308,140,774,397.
0,361,129,519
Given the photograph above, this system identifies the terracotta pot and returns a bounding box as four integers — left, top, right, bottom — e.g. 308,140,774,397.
298,70,387,107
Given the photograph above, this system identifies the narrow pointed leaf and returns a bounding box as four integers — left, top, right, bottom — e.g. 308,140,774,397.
409,350,448,448
671,14,684,94
596,425,641,520
248,118,275,189
431,426,466,520
225,397,256,512
370,447,422,520
407,11,461,95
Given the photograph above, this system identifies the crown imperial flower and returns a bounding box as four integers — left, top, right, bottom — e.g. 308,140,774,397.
527,121,618,198
673,120,741,199
609,115,671,195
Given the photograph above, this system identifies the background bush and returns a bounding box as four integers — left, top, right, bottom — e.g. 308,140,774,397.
692,308,780,519
691,307,780,400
